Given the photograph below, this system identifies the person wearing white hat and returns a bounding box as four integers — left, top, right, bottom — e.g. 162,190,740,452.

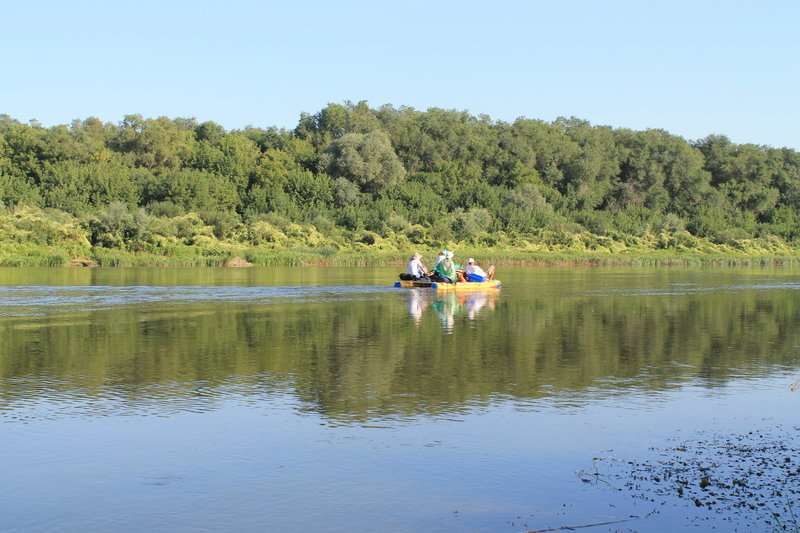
431,250,457,283
407,252,427,280
465,258,494,282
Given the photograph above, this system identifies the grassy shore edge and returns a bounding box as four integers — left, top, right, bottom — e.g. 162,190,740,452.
2,245,799,268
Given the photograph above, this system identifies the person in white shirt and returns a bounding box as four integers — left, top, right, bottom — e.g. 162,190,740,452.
407,252,427,279
464,258,494,282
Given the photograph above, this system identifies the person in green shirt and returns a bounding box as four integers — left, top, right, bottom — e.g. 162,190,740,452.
431,250,457,283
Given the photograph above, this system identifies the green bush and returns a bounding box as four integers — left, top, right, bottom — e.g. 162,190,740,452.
200,210,241,239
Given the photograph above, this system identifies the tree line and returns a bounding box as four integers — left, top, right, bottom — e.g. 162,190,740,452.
1,101,799,254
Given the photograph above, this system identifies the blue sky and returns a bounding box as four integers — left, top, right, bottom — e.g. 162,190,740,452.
2,0,798,149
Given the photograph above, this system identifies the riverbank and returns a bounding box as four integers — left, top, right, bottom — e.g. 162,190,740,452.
2,205,799,267
3,242,799,268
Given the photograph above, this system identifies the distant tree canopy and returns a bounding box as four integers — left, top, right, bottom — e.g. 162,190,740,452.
319,131,406,193
1,101,799,245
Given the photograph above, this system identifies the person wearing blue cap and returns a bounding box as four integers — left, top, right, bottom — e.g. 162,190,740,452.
427,250,446,277
430,250,457,283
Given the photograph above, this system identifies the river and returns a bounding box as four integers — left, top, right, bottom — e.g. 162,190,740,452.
1,266,799,531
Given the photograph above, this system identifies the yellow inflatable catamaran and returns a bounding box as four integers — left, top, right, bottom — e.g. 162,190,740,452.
394,279,501,290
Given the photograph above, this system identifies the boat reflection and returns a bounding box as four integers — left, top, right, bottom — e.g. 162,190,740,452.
407,289,499,330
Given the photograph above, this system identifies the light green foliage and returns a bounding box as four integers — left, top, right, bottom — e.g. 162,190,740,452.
0,205,91,268
247,220,287,246
654,213,686,234
89,201,151,249
311,214,337,236
200,210,242,239
114,115,195,170
499,184,558,233
145,200,185,218
319,131,406,193
332,177,361,208
171,213,214,243
452,181,500,213
384,213,410,233
296,101,383,147
505,183,553,213
451,208,493,241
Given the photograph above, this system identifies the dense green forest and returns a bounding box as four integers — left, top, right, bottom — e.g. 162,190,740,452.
1,101,799,266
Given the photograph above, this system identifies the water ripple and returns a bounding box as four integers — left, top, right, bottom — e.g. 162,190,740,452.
577,280,800,297
0,285,395,316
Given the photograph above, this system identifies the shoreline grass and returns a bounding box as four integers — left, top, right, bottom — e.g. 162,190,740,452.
1,244,798,268
1,205,798,268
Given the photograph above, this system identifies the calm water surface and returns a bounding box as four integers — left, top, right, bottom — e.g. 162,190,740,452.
1,266,799,532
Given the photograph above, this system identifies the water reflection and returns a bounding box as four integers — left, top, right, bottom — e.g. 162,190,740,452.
1,268,800,424
407,290,499,330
